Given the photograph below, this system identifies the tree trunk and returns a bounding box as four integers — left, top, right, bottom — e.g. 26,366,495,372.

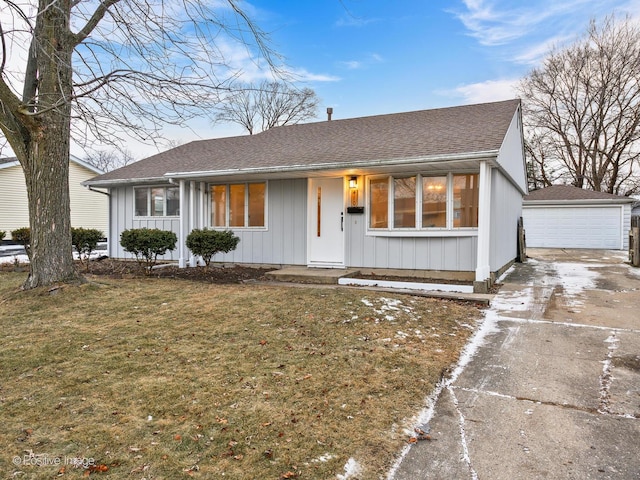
19,0,82,289
21,134,80,289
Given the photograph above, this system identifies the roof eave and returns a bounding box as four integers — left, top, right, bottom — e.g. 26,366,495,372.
164,150,500,180
82,176,170,188
524,198,635,205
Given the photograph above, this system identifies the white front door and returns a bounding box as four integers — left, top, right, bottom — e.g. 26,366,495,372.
307,177,345,267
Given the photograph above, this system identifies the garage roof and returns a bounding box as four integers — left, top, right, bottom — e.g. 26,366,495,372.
525,185,634,203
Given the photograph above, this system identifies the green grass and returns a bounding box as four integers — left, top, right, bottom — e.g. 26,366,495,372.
0,272,482,479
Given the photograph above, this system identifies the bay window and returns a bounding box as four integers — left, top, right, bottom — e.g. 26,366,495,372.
211,182,266,228
368,173,479,231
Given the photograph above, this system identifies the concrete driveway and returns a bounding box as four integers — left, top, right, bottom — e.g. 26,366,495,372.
391,248,640,480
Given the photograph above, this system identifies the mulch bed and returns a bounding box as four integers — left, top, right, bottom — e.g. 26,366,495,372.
83,258,272,283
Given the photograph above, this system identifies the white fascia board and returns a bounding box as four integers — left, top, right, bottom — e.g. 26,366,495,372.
163,150,500,180
82,176,169,187
523,198,635,206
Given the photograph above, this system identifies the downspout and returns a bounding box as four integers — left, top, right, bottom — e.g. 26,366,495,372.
475,160,492,293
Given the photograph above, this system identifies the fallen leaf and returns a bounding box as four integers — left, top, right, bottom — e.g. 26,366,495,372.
260,340,267,346
174,434,182,441
280,472,297,479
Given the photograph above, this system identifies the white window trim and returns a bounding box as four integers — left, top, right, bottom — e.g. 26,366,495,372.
366,173,479,237
133,185,180,218
209,181,268,230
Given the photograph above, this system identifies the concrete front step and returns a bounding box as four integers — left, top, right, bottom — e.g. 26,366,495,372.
265,267,360,285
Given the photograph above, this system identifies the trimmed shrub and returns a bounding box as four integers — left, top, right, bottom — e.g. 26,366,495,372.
0,231,5,242
186,228,240,267
11,227,31,259
71,227,104,271
120,228,177,273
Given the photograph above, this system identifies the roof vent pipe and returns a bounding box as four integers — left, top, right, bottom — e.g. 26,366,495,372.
327,107,333,121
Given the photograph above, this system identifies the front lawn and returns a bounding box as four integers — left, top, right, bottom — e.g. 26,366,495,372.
0,273,482,479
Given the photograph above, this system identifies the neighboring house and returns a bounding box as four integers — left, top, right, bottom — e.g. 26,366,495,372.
523,185,634,250
85,99,527,291
0,155,109,240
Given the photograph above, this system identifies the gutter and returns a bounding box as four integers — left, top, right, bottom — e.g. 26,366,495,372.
80,150,500,187
82,176,169,188
163,150,500,180
524,198,635,206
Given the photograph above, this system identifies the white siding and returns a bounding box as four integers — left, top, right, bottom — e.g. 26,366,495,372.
0,161,107,239
496,109,527,193
489,168,523,271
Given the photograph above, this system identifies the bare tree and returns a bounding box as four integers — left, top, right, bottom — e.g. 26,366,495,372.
85,149,136,173
214,80,320,134
518,15,640,195
0,0,276,289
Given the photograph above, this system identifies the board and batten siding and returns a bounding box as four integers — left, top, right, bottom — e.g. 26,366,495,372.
0,161,108,240
489,168,523,272
108,179,307,265
345,215,478,272
107,185,181,261
212,179,307,265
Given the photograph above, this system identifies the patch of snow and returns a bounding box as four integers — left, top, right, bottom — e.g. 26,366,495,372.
0,254,29,265
312,453,336,463
488,287,535,312
337,458,361,480
554,262,599,305
361,299,373,307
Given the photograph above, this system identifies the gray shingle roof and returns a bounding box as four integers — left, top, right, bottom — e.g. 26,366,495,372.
87,99,520,185
525,185,633,202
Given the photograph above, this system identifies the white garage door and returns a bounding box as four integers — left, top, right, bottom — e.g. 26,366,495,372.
523,206,622,249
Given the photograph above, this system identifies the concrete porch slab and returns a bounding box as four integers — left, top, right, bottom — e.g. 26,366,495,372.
265,266,360,284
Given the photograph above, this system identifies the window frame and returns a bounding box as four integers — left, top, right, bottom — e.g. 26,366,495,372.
134,185,180,217
366,173,479,236
209,181,268,230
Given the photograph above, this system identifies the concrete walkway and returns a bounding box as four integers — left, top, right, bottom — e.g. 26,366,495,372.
391,249,640,480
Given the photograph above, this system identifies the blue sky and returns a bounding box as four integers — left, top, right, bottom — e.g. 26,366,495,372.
64,0,637,158
245,0,639,119
148,0,639,155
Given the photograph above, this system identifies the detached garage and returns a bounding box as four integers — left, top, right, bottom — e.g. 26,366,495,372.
523,185,633,250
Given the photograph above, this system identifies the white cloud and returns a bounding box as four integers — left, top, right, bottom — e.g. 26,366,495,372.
335,15,378,28
338,53,383,70
443,78,520,104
